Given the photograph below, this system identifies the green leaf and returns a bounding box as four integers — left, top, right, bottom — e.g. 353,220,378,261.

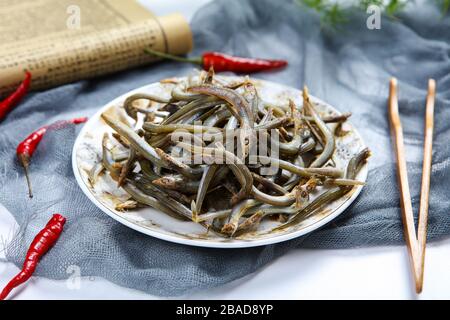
360,0,384,10
385,0,408,16
322,3,348,26
298,0,328,12
440,0,450,14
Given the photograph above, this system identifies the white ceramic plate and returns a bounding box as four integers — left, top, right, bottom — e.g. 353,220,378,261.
72,76,368,248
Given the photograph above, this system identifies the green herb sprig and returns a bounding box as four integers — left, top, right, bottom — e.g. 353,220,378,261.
297,0,449,27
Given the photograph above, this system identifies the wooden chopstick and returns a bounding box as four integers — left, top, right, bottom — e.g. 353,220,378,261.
388,78,436,294
388,78,421,292
417,79,436,292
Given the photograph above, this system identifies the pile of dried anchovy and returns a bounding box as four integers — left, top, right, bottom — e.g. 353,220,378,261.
97,71,370,237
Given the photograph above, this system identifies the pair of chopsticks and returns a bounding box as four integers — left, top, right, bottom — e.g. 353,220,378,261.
388,78,436,294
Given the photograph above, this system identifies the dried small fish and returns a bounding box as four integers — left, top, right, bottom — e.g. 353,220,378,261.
100,75,369,238
88,161,104,186
302,87,335,168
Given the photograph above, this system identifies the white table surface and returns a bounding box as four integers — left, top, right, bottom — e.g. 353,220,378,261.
1,0,449,300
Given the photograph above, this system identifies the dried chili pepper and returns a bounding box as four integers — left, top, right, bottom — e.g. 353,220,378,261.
0,214,66,300
144,48,287,73
17,117,88,198
0,71,32,121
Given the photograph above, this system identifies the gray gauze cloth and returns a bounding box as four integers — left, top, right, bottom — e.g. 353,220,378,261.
1,0,450,296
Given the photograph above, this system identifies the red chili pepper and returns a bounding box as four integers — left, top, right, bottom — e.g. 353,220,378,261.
17,117,88,198
0,214,66,300
0,71,32,121
201,52,287,73
144,48,287,73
